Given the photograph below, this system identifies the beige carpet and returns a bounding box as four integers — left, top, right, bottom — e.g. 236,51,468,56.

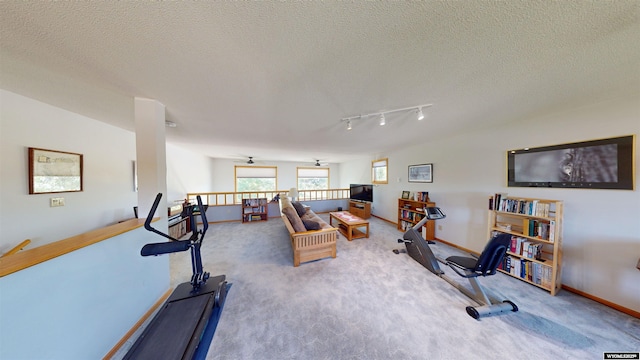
162,215,639,359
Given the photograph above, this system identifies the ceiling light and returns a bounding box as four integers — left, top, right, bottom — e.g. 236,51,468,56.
340,103,432,130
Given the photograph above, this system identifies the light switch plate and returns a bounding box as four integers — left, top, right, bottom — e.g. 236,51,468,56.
50,197,65,207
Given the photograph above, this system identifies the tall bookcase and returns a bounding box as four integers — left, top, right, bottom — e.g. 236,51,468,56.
488,195,563,295
242,198,268,223
397,197,436,241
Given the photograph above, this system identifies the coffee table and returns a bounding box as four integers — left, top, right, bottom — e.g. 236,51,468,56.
329,211,370,241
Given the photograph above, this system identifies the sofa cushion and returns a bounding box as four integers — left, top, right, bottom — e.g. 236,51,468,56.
280,195,292,210
292,201,307,217
283,206,306,232
301,211,333,230
302,219,321,231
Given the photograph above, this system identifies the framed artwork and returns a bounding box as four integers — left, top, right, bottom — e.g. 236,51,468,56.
29,147,83,194
408,163,433,183
507,135,634,190
401,191,410,199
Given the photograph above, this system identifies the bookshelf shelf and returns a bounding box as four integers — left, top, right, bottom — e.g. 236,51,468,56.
242,198,268,223
488,194,563,295
397,194,435,241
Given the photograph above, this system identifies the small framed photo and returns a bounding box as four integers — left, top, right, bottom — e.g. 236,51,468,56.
401,191,410,199
408,163,433,183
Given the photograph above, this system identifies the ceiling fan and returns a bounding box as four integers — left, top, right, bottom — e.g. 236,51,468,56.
311,159,328,167
233,156,258,164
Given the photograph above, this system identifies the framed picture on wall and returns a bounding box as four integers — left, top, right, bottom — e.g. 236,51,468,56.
408,163,433,183
28,147,83,194
507,135,634,190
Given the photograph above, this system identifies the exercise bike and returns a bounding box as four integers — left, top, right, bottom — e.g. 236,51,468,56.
395,207,518,320
124,193,229,360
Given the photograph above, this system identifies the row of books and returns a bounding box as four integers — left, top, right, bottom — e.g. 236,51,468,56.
244,214,265,221
400,220,417,231
243,198,267,206
507,236,544,259
399,210,424,223
414,191,429,202
522,218,555,242
490,194,551,217
500,255,553,288
243,206,266,214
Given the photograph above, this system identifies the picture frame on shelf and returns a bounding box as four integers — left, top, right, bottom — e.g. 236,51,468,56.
28,147,83,194
401,191,410,199
408,163,433,183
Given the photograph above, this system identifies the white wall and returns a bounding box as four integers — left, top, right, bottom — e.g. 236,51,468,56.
340,94,640,312
210,158,341,192
0,224,168,359
166,142,216,204
0,90,138,250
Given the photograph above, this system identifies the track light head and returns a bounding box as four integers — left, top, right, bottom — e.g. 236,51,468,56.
417,107,425,120
379,114,386,126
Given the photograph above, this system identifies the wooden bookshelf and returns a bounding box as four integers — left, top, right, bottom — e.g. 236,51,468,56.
397,197,435,241
488,194,563,295
242,198,268,223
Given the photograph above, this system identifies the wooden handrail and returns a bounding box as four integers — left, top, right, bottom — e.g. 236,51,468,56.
1,239,32,258
187,188,350,206
0,219,152,277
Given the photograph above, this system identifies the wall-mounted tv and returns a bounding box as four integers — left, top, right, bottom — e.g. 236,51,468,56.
350,184,373,202
507,135,635,190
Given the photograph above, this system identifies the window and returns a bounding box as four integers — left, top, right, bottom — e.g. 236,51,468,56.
372,158,388,184
235,166,277,193
297,167,329,190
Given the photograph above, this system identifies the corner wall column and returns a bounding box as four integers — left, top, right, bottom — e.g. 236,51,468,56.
134,97,168,219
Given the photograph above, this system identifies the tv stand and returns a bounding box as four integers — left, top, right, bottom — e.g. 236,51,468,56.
349,200,371,219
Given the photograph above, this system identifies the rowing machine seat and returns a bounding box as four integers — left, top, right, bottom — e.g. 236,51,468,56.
446,233,511,278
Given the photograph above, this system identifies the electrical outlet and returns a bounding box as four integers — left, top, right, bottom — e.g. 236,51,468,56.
438,225,443,231
50,197,65,207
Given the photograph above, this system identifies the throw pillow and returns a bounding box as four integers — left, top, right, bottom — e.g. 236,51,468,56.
282,206,306,232
292,201,307,217
302,219,321,231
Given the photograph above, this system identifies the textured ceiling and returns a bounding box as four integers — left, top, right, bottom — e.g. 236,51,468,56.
1,1,639,163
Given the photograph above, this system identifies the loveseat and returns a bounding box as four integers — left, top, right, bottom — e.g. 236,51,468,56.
279,196,337,267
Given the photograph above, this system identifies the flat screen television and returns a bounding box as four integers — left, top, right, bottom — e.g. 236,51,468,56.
350,184,373,202
507,135,634,190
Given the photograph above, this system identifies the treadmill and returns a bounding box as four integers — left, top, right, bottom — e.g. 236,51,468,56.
124,193,228,360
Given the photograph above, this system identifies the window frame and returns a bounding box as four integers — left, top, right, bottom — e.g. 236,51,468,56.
234,165,278,194
296,167,330,190
372,158,388,184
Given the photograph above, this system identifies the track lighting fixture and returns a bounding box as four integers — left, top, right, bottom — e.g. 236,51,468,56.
340,103,432,129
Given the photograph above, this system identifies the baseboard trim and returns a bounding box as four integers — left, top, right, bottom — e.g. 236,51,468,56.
561,285,640,319
103,288,172,359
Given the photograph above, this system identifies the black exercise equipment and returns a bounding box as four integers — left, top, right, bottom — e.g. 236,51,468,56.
396,207,518,319
124,193,229,360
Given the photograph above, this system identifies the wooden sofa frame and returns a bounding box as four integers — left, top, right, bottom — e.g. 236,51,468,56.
281,212,337,267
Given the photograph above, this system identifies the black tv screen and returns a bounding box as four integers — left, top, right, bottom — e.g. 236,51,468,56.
350,184,373,202
507,135,635,190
